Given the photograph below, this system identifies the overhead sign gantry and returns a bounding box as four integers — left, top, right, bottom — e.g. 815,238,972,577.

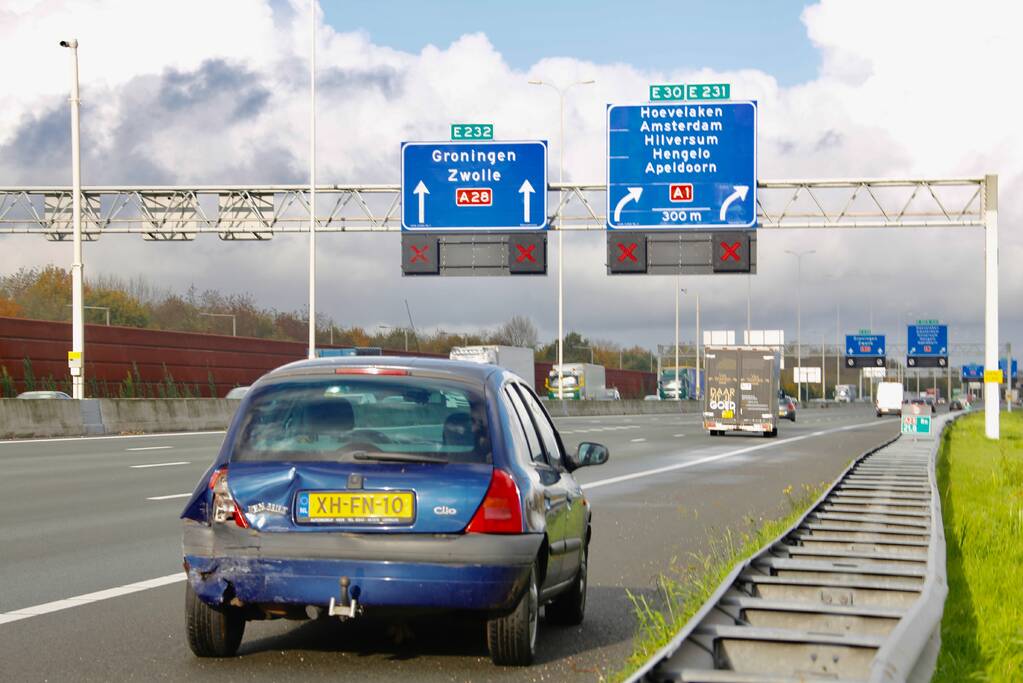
907,321,948,368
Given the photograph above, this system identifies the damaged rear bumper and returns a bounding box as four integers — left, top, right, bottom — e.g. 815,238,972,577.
183,522,542,613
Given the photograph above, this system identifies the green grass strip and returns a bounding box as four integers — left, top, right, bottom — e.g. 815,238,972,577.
610,482,828,682
934,412,1023,682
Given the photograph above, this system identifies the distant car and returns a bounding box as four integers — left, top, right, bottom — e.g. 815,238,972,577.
16,391,72,399
949,399,964,411
875,382,904,417
643,394,662,401
920,396,937,414
181,356,609,666
778,394,797,422
225,386,250,399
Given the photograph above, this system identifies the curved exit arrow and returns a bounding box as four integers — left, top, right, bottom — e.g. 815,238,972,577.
718,185,749,222
613,187,643,223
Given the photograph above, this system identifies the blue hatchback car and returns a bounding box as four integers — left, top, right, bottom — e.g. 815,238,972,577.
181,356,609,665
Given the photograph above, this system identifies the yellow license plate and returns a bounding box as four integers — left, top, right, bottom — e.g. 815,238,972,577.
299,491,415,525
722,409,734,419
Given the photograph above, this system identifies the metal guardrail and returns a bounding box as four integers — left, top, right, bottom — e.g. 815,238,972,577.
628,418,951,683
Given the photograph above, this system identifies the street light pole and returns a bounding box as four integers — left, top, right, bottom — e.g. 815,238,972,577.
60,39,84,399
675,282,683,401
785,249,815,403
528,78,594,399
307,0,317,360
695,293,702,399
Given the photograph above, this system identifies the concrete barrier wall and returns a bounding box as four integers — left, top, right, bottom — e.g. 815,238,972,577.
0,399,85,439
99,399,240,435
1,397,874,440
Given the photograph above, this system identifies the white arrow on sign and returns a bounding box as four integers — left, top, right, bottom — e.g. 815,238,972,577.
718,185,749,221
413,181,430,224
519,179,535,223
613,187,643,223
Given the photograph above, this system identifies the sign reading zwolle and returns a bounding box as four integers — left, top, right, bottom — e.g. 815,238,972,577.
401,141,547,231
606,101,757,229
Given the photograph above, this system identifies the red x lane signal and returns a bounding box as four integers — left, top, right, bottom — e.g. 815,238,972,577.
410,245,430,263
720,241,741,262
515,243,536,263
617,242,639,262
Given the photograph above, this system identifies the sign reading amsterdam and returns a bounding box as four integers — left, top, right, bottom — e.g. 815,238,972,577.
606,101,756,230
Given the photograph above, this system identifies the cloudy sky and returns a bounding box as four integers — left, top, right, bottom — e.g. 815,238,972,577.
0,0,1019,364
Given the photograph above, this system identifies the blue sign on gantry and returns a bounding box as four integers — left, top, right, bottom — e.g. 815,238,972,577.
401,141,548,231
907,324,948,357
846,334,886,357
606,101,757,230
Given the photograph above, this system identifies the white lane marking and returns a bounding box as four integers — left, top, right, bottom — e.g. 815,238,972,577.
0,573,184,626
630,438,647,443
126,446,174,452
130,461,191,469
146,493,191,501
581,420,886,492
673,433,686,437
0,430,225,446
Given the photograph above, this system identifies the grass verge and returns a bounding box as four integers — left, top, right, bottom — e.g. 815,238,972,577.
934,411,1023,682
610,481,828,682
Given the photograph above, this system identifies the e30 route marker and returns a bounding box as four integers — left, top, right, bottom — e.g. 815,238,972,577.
401,141,547,231
606,101,757,230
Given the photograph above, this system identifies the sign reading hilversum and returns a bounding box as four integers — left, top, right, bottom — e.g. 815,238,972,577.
606,101,757,230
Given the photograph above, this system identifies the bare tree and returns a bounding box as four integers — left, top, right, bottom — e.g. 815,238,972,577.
495,315,539,348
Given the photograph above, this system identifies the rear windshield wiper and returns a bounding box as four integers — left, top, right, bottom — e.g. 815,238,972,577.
351,451,449,464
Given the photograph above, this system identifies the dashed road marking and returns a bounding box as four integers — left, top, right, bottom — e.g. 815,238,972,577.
130,461,190,469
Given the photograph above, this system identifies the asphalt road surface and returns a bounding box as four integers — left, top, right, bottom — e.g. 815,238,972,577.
0,406,899,681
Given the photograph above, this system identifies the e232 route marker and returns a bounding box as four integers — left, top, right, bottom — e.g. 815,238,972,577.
401,140,547,231
606,101,757,230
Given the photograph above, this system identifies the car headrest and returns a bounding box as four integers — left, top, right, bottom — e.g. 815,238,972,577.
442,412,475,448
302,399,354,435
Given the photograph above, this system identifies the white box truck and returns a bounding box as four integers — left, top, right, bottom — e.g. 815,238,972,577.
703,346,781,437
545,363,606,400
835,384,858,402
449,345,536,389
875,382,904,417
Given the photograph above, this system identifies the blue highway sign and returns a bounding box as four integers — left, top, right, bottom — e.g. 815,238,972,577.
606,101,756,230
961,363,984,381
999,358,1018,380
908,324,948,356
401,141,547,231
846,334,886,357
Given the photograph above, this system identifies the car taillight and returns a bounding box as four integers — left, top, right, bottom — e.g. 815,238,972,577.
466,469,523,534
209,466,249,528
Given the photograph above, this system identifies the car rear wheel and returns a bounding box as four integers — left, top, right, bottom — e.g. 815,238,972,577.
546,543,587,626
185,582,245,657
487,564,538,666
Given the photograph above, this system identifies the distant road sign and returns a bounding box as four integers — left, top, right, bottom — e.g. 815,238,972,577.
648,83,731,102
961,363,984,381
606,101,756,230
907,323,948,367
401,141,547,231
998,358,1018,380
845,333,886,368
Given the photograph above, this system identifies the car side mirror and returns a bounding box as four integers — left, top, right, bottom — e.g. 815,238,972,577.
568,442,609,470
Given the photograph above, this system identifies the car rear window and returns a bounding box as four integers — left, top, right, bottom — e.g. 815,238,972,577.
230,376,490,463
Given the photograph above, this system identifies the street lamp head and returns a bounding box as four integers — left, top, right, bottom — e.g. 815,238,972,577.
527,79,543,85
59,39,77,48
579,79,596,85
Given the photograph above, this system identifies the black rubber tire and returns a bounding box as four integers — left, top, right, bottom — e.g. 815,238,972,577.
764,428,778,438
185,582,245,657
487,565,538,666
546,544,587,626
789,414,796,423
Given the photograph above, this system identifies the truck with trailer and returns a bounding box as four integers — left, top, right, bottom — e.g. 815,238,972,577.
449,345,536,389
659,367,702,400
835,384,858,403
703,346,781,437
545,363,607,400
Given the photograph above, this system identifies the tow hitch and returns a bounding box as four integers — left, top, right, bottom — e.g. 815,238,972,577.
327,576,361,620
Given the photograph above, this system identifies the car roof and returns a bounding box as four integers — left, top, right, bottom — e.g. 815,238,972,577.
260,355,502,386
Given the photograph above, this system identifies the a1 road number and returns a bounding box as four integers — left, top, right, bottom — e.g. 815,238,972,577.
456,187,492,207
669,183,693,202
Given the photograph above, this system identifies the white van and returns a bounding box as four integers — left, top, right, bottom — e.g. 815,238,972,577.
875,382,904,417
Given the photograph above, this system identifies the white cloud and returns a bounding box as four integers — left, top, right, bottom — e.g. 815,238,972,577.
0,0,1019,360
